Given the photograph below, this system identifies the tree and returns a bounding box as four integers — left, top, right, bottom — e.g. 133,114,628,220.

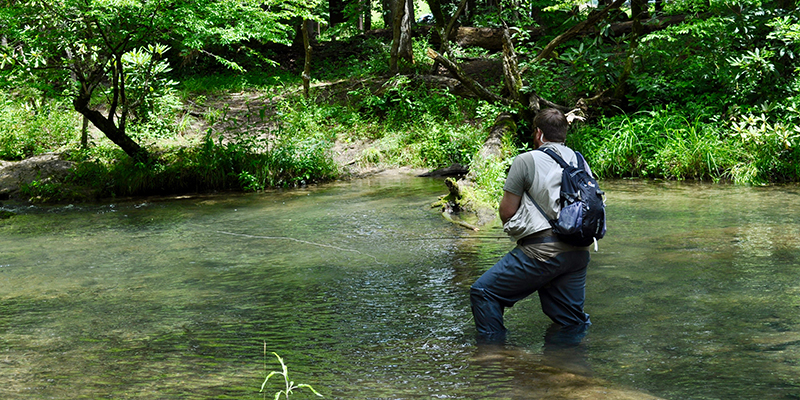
0,0,308,161
389,0,414,73
426,0,468,73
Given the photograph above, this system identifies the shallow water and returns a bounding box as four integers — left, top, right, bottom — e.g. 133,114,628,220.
0,173,798,399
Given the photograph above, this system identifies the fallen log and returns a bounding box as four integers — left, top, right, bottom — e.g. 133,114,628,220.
357,13,694,53
426,48,511,106
431,112,516,229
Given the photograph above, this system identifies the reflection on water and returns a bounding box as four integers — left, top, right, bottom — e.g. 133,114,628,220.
1,174,799,399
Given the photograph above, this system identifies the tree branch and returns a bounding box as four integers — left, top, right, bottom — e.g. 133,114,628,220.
535,0,626,62
429,0,468,74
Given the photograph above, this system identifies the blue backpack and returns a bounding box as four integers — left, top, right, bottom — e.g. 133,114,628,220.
532,148,606,248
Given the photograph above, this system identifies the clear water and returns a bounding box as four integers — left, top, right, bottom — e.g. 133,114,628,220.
0,174,798,399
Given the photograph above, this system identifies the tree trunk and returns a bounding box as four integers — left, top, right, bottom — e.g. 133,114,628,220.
427,0,446,29
630,0,649,20
301,19,312,99
428,0,468,74
399,0,414,62
363,0,372,31
501,27,522,103
389,0,413,73
466,0,476,22
382,0,394,27
81,115,89,149
73,92,149,162
405,0,414,29
613,0,645,102
389,0,403,73
473,112,513,167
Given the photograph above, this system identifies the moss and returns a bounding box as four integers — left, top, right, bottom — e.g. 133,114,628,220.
432,177,498,226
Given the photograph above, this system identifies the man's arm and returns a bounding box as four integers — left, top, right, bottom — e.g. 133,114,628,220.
499,190,522,225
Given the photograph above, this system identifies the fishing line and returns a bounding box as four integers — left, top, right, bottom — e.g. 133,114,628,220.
216,230,387,265
218,229,481,341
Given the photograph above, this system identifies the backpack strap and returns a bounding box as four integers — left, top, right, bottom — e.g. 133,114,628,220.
524,187,553,222
523,150,560,222
537,147,584,170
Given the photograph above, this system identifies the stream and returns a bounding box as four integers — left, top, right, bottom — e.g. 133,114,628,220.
1,172,799,399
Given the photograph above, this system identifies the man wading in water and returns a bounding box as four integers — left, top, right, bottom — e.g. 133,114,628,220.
470,108,593,343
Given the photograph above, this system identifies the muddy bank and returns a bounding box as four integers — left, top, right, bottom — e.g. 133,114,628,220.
0,154,74,201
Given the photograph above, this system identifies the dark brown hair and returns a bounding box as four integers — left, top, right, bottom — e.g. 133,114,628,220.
534,108,568,142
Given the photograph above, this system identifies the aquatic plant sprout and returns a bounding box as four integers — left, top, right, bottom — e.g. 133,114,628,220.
261,346,323,400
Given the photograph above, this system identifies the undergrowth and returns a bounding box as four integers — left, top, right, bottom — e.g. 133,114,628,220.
65,131,338,199
5,1,800,204
570,106,800,185
0,95,79,160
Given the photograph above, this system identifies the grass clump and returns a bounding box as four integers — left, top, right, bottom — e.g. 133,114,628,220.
67,131,338,198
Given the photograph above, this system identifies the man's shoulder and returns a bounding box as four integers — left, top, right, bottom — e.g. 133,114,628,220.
537,144,578,162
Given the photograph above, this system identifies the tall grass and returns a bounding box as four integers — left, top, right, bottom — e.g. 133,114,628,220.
570,107,800,185
277,78,490,170
67,131,338,198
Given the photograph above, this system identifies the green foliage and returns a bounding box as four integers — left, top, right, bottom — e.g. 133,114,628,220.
179,68,301,95
3,0,800,209
0,0,318,159
571,109,731,180
260,350,323,400
121,44,180,125
726,110,800,184
18,178,63,203
630,7,800,110
313,37,392,80
570,106,800,185
469,148,515,209
0,96,79,160
65,129,337,198
338,78,487,169
470,0,543,28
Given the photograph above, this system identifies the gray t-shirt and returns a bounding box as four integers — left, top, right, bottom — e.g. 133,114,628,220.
503,142,589,260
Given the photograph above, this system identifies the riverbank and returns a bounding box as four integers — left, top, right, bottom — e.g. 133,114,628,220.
0,77,494,204
0,154,75,201
0,144,430,203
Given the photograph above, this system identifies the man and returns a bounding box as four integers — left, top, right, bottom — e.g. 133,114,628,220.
470,108,592,342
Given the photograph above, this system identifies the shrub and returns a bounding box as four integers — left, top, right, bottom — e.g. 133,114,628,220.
0,95,79,160
67,131,338,198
